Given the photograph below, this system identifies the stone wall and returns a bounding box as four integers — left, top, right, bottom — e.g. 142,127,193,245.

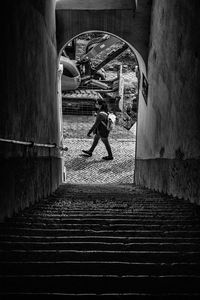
135,0,200,204
0,0,62,221
56,0,152,65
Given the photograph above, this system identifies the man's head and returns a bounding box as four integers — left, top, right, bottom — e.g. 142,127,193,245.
96,99,108,112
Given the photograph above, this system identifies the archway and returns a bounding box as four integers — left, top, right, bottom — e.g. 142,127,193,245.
57,31,147,184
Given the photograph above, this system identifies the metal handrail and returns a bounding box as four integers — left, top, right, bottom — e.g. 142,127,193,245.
0,138,68,151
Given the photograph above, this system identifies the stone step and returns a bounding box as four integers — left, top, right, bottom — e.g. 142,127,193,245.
1,241,200,251
1,227,200,237
1,261,200,276
39,204,195,208
6,216,200,224
18,215,200,222
1,275,200,294
1,293,199,298
22,210,198,216
1,235,200,243
1,249,200,263
2,222,200,231
26,206,196,211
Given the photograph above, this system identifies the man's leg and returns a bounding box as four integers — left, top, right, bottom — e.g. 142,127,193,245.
101,137,113,159
89,134,100,152
82,134,100,156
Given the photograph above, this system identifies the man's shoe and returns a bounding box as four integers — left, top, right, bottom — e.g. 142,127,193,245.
102,156,113,160
82,150,92,156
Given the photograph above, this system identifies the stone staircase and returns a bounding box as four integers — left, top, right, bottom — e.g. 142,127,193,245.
0,183,200,297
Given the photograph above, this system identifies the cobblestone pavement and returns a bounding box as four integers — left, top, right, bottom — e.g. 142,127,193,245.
63,138,136,184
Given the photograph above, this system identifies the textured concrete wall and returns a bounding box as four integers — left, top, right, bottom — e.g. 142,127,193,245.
56,0,152,65
135,0,200,204
0,0,62,221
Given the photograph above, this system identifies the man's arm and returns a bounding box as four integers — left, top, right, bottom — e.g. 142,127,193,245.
87,114,102,136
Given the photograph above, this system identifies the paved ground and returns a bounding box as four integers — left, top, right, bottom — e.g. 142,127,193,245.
62,138,136,185
62,114,136,185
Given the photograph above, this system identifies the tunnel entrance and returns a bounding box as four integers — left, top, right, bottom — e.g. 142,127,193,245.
59,31,139,184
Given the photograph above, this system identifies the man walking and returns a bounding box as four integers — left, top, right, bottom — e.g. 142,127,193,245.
82,99,113,160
